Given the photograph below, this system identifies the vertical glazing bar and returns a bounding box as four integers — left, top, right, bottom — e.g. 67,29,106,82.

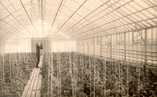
89,44,92,97
2,54,5,96
124,32,128,97
110,35,112,59
59,53,61,97
10,54,12,89
73,53,76,97
124,32,126,61
150,28,153,65
119,33,121,96
51,53,53,97
93,37,95,97
57,54,59,97
137,31,141,95
104,56,107,97
100,32,102,57
144,29,147,65
137,67,141,95
70,52,74,97
48,53,50,97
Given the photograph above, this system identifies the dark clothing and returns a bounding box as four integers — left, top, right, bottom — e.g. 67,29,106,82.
36,44,43,67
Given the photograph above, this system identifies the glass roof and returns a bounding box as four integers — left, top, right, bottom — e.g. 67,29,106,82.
0,0,157,40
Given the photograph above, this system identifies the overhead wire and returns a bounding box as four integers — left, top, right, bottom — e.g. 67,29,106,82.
56,1,95,36
0,6,28,21
55,0,89,33
67,0,120,32
0,0,157,40
0,20,30,41
78,17,157,39
129,1,155,27
68,0,131,36
73,2,157,37
64,0,111,33
73,0,134,34
74,0,121,30
0,1,32,36
0,1,32,34
137,0,157,24
69,0,133,36
0,20,25,35
19,0,37,32
49,0,64,30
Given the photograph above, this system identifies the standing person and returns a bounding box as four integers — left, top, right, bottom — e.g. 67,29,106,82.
36,43,43,68
36,43,40,68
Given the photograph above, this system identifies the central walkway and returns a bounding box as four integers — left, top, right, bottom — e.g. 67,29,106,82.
22,55,43,97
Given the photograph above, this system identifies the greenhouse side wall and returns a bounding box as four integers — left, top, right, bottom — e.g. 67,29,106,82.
77,27,157,65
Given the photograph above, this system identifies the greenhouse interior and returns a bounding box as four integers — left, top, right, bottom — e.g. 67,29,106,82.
0,0,157,97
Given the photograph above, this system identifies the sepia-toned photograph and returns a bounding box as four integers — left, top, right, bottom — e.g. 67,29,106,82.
0,0,157,97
